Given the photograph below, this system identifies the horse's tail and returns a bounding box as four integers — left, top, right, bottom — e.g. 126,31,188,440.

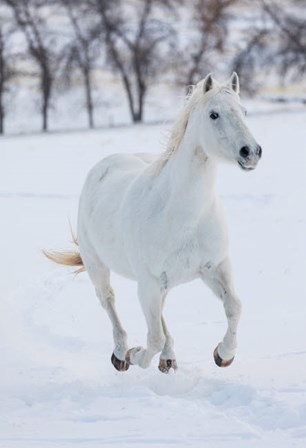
43,228,85,274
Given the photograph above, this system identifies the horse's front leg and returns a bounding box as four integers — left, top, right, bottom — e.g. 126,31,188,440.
201,258,242,367
126,279,166,369
159,313,177,373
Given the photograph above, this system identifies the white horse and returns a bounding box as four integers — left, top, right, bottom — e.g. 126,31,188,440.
46,73,262,373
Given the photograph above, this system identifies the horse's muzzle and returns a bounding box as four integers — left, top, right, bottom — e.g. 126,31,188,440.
238,144,262,171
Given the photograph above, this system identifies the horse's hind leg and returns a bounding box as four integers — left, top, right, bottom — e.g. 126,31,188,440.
96,279,130,372
84,257,129,372
201,258,242,367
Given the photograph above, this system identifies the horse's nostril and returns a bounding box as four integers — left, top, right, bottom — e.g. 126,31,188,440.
257,145,262,158
240,146,250,159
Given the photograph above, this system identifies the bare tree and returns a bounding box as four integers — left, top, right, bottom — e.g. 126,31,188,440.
92,0,179,123
0,21,15,134
177,0,237,87
231,0,306,94
261,1,306,80
60,0,101,128
231,28,270,95
0,26,5,134
4,0,60,132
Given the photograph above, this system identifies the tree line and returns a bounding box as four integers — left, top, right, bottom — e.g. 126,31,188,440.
0,0,305,134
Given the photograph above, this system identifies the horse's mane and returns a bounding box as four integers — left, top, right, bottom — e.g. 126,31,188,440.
153,80,221,175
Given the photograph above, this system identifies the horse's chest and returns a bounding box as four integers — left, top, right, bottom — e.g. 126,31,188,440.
156,212,228,288
158,233,202,285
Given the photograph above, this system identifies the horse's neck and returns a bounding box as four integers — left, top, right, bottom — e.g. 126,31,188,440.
161,125,217,220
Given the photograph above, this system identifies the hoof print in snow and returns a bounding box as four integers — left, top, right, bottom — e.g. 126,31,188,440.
111,353,130,372
213,347,234,368
158,358,178,374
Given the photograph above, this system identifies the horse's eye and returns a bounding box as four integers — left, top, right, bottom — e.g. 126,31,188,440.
210,112,219,120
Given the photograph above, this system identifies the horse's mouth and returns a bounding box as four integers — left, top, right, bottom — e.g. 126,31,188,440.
238,161,256,171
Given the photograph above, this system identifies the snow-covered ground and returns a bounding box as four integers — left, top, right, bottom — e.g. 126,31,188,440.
1,104,306,447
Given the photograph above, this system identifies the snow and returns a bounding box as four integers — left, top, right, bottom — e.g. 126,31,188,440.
1,107,306,447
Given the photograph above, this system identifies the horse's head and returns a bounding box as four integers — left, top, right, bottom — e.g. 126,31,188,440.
197,73,262,171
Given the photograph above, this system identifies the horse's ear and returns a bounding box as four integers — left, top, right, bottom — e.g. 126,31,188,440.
203,73,213,93
228,72,240,94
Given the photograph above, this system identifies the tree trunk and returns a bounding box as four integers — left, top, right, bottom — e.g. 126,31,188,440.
135,82,146,123
41,68,51,132
42,88,49,132
0,91,4,134
42,103,48,132
0,34,4,134
120,72,138,123
84,67,94,128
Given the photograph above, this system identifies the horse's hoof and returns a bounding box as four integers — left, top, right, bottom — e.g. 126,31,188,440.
111,352,129,372
125,347,143,365
158,358,178,374
213,347,234,368
125,348,134,365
